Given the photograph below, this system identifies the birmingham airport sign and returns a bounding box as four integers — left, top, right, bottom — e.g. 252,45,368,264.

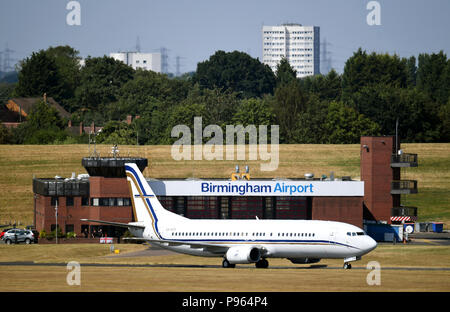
148,180,364,197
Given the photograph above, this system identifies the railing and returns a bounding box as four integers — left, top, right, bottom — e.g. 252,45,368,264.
391,180,418,194
391,206,417,217
391,153,418,167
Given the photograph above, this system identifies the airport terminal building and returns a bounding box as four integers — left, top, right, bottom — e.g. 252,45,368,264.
32,136,418,238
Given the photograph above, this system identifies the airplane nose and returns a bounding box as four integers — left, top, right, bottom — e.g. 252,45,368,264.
365,237,377,253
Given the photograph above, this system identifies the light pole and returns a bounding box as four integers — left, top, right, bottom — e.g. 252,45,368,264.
55,198,58,244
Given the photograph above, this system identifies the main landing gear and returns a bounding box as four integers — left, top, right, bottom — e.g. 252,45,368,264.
222,259,236,268
222,258,269,268
343,262,352,269
255,259,269,268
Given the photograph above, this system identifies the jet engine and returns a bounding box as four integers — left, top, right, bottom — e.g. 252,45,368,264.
288,258,321,264
226,246,261,264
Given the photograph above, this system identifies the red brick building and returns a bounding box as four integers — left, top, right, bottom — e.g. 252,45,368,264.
360,136,418,224
32,136,418,238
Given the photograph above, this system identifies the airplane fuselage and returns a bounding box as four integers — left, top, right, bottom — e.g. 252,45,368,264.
134,219,377,261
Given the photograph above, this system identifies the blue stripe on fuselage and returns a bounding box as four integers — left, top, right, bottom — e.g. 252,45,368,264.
125,165,360,250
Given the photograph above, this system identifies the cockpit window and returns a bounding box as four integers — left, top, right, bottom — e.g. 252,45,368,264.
356,232,365,236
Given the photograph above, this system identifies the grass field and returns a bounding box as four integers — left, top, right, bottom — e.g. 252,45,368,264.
0,143,449,227
0,243,448,292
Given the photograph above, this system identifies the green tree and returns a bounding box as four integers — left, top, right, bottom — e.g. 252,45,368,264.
349,84,439,142
133,109,170,145
193,50,276,98
96,121,137,145
275,58,297,86
439,98,450,141
416,51,449,105
44,46,82,111
294,95,329,143
74,56,135,115
0,83,15,104
405,56,417,87
13,100,67,144
271,80,307,143
232,97,276,126
342,48,408,100
323,101,381,144
0,124,13,144
14,50,63,100
109,69,190,120
301,69,342,101
165,101,207,144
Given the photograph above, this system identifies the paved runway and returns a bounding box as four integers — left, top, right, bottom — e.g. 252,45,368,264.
1,261,449,271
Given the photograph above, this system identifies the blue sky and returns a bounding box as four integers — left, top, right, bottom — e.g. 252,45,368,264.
1,0,449,74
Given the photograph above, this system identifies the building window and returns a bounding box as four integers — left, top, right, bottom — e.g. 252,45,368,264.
66,197,74,206
186,196,218,219
230,197,263,219
90,197,131,207
276,197,307,219
51,197,58,206
65,224,74,233
81,197,89,206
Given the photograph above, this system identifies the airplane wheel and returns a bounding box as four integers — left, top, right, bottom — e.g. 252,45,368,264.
343,262,352,269
255,259,269,268
222,259,235,268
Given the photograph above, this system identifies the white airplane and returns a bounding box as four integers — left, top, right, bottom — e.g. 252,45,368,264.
82,163,377,269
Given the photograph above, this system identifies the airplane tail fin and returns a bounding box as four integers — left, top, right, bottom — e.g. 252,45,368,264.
125,163,186,238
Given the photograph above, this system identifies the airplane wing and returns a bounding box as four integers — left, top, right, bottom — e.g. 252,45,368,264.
137,237,229,254
80,219,145,230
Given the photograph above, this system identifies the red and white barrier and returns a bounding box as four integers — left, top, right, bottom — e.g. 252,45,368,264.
390,216,417,222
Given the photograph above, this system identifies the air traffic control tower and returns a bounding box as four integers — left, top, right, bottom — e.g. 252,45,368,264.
33,157,147,237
